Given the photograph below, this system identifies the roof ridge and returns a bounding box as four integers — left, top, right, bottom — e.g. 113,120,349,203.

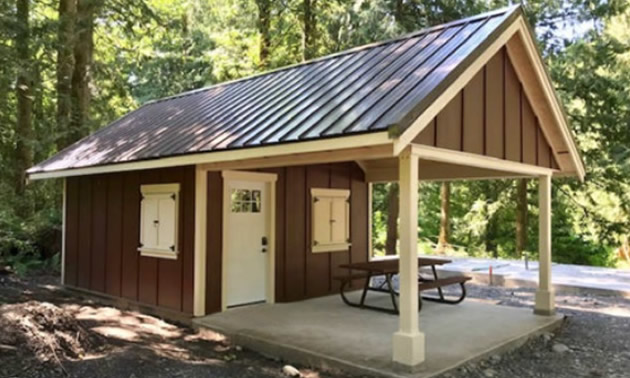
146,4,522,106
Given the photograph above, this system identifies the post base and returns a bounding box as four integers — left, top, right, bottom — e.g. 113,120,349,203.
534,289,556,316
392,331,425,370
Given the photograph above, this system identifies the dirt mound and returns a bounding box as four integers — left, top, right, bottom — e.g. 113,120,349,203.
0,301,105,362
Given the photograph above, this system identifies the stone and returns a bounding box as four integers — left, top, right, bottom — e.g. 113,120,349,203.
484,368,498,377
552,343,570,353
282,365,301,377
490,355,502,364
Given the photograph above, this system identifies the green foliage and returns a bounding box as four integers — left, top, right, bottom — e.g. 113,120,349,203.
2,0,630,273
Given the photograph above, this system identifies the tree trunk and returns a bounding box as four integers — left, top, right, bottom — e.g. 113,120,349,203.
385,183,399,255
515,178,529,257
437,182,450,253
394,0,404,24
69,0,97,145
15,0,33,195
301,0,317,61
56,0,76,150
255,0,271,67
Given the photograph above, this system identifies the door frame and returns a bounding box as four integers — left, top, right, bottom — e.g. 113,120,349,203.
221,170,277,311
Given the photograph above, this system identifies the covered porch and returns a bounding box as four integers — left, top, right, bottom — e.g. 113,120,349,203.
194,291,562,377
374,143,558,370
195,137,564,376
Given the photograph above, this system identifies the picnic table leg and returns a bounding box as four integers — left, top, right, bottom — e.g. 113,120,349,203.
385,273,399,313
431,265,445,301
359,272,372,307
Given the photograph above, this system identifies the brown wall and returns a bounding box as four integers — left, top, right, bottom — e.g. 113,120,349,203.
65,166,196,314
415,47,559,169
204,162,369,314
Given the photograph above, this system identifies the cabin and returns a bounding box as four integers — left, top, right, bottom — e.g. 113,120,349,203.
28,5,584,371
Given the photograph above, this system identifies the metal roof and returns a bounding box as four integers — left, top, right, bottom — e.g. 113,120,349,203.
29,5,521,174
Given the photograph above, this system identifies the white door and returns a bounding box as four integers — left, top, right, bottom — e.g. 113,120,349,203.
225,179,268,307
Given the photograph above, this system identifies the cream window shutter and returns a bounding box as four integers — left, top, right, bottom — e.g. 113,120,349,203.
311,188,351,253
330,197,349,244
141,196,159,249
313,197,332,247
139,184,180,259
157,195,177,252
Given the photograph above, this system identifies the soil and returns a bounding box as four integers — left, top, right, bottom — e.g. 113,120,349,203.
0,273,345,378
2,272,630,378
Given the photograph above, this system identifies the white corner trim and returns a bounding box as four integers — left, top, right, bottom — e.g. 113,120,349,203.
29,132,391,180
193,166,208,316
61,178,67,285
367,182,374,261
411,144,556,176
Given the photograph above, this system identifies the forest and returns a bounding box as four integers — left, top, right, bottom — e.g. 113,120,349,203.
0,0,629,273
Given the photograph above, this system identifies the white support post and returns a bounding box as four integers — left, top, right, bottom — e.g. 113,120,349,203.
193,165,208,317
535,174,555,316
392,147,425,369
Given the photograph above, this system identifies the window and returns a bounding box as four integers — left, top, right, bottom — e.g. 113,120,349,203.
138,183,180,259
311,188,351,253
231,189,262,213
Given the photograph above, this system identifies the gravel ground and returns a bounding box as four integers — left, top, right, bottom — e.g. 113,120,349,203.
438,284,630,378
2,272,630,378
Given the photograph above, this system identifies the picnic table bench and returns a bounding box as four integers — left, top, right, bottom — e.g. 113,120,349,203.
335,257,471,314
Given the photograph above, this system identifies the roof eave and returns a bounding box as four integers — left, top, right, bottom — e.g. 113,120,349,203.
27,131,394,180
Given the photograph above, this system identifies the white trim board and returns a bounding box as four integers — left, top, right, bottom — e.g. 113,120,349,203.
61,178,67,285
29,133,390,180
411,144,556,176
193,166,208,316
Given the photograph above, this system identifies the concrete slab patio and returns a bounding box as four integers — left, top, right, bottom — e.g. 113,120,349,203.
193,292,562,378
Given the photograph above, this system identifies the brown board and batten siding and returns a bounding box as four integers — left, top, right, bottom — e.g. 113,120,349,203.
204,162,369,314
269,162,369,302
64,166,196,314
415,47,559,170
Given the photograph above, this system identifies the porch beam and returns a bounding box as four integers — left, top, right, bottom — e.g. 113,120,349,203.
410,144,556,177
199,144,393,172
535,174,555,315
392,146,425,369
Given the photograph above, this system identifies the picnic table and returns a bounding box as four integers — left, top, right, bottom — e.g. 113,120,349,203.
336,257,471,314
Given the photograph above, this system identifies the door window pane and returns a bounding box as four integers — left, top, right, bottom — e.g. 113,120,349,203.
231,189,262,213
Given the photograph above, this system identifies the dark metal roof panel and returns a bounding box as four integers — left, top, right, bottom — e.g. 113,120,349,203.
29,5,520,174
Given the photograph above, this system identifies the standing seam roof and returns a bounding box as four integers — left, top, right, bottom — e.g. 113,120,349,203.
29,5,521,174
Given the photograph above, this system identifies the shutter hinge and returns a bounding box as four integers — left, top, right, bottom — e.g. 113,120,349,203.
313,240,318,246
313,197,319,203
170,245,175,251
171,194,176,201
139,243,144,248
